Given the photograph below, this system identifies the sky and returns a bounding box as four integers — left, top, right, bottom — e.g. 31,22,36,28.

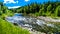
0,0,60,9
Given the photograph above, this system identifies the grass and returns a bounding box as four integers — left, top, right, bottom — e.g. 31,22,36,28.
0,18,30,34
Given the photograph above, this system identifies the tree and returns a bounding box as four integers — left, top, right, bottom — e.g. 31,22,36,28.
46,4,52,16
54,6,60,17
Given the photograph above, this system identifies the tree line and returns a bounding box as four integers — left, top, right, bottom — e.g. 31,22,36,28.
12,1,60,17
0,1,60,19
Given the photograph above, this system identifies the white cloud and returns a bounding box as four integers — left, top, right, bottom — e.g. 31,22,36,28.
25,0,30,2
8,6,20,9
4,0,18,3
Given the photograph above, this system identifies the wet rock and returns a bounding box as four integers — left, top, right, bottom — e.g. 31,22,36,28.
46,24,54,27
13,23,18,26
54,32,60,34
36,20,46,26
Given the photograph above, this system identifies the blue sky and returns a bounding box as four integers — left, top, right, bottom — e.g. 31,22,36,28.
0,0,60,9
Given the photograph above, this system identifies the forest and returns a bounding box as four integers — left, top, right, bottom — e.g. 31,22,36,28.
0,1,60,19
12,1,60,17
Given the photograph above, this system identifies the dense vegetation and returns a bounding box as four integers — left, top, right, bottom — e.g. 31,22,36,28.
0,1,60,19
0,2,14,19
13,1,60,17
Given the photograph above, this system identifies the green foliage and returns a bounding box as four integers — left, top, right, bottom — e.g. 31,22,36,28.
0,19,30,34
14,1,60,17
0,2,14,19
0,1,60,17
35,12,40,16
54,6,60,17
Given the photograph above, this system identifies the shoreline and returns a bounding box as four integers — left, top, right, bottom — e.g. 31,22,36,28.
37,16,60,23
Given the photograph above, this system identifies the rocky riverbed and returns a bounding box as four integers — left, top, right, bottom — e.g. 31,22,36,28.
37,16,60,22
5,13,60,34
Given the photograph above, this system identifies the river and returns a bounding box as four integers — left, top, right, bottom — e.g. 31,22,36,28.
5,13,60,34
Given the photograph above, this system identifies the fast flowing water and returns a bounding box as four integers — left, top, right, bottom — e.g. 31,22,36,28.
5,13,60,33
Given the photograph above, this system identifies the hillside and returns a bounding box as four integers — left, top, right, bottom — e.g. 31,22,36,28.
14,1,60,17
0,18,30,34
0,2,30,34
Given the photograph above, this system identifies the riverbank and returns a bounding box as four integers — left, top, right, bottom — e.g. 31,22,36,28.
37,16,60,23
